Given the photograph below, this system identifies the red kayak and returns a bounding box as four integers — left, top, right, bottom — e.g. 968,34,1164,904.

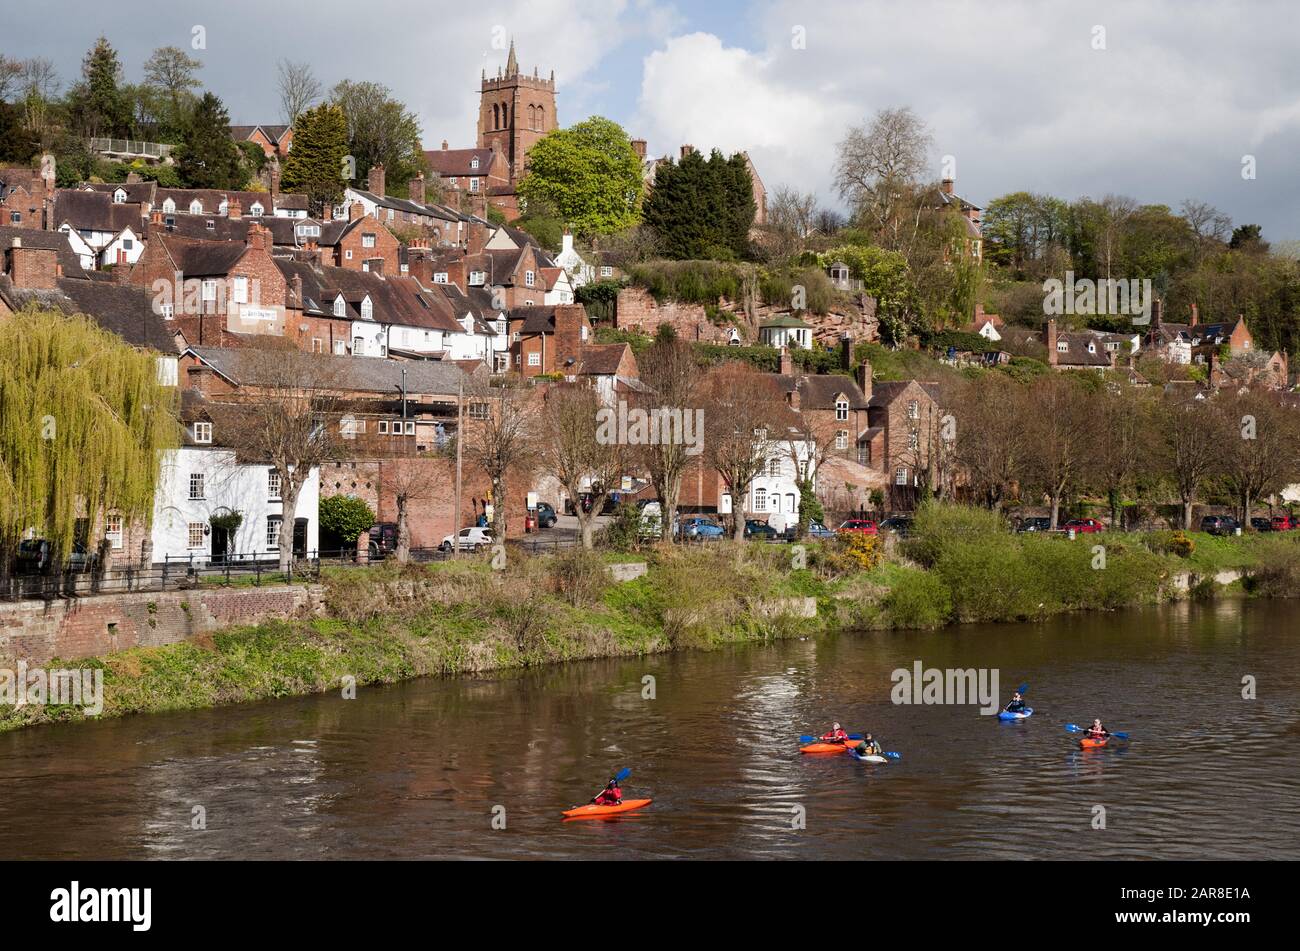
799,738,857,754
1078,737,1108,749
562,798,652,819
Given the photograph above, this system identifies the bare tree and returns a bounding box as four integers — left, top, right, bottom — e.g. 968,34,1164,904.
1218,390,1300,526
1090,384,1152,529
1022,374,1096,529
701,363,784,540
833,106,932,240
769,186,819,238
462,376,539,541
635,335,704,541
0,55,23,102
536,384,625,549
218,350,346,572
951,375,1030,511
1155,391,1230,530
18,58,60,136
1180,199,1232,263
278,60,321,125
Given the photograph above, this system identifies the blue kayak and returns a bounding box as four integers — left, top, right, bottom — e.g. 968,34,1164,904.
998,707,1033,721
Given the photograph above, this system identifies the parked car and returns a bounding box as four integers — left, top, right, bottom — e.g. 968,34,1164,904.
1271,514,1295,531
1015,517,1052,533
1200,515,1240,536
677,516,725,539
806,520,837,538
879,516,914,537
1064,518,1104,534
15,538,52,574
744,519,779,539
837,518,878,536
535,502,558,529
1250,517,1275,532
367,522,398,560
439,527,494,552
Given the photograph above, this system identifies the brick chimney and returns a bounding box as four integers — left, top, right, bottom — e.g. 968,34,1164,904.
441,140,449,151
227,198,242,220
6,238,60,289
368,163,385,198
553,304,589,367
409,173,426,205
468,219,487,256
631,138,647,159
1190,302,1199,327
125,171,142,184
856,359,873,402
246,222,269,252
1046,317,1059,367
290,273,303,309
941,178,955,195
269,158,281,196
779,346,793,375
321,203,332,222
349,200,365,222
1151,297,1162,329
443,258,467,292
840,333,853,372
680,144,695,160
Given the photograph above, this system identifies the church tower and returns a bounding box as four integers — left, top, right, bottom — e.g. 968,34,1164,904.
477,40,557,184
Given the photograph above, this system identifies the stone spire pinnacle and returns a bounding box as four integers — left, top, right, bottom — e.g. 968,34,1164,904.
506,39,518,77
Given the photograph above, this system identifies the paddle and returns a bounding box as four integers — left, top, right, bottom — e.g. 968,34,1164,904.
591,767,631,803
1065,723,1129,740
799,733,864,743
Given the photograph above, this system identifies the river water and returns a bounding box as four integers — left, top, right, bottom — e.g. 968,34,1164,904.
2,599,1297,860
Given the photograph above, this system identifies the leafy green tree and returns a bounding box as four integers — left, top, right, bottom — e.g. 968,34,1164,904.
319,495,376,546
0,101,39,162
176,92,243,188
642,148,754,259
823,244,919,344
67,37,133,139
330,80,425,196
281,102,349,215
0,309,178,564
517,116,644,237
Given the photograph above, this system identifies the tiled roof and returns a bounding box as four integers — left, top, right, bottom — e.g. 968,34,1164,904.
188,345,479,396
0,275,177,353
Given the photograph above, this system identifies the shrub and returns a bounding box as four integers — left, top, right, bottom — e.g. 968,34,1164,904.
549,547,609,607
882,568,952,628
320,495,376,543
832,532,882,573
601,502,643,552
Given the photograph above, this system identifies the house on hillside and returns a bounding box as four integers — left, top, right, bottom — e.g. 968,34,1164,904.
759,314,814,349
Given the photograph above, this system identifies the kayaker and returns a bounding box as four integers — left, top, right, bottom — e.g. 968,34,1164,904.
1084,719,1110,740
854,733,882,756
1005,692,1027,714
820,722,850,743
592,777,623,806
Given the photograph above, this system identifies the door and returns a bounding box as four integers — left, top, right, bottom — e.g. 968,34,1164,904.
293,518,309,559
211,525,230,566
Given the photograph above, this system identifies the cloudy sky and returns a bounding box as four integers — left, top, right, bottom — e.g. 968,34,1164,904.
6,0,1299,238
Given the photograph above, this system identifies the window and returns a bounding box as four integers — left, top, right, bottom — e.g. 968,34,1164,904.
160,303,174,320
268,470,281,499
360,297,373,320
9,212,19,224
908,431,920,451
311,338,323,353
333,340,346,355
232,276,249,304
907,400,919,420
469,270,486,285
895,467,909,486
105,514,124,550
345,249,353,260
122,238,133,250
189,473,205,500
333,296,346,317
250,203,263,216
189,200,202,214
201,280,217,302
525,270,536,287
835,430,849,450
470,178,480,192
858,445,870,466
404,421,415,435
528,352,541,366
433,272,449,284
163,198,176,213
754,488,767,511
193,421,212,444
471,157,479,170
266,516,282,551
362,233,376,248
768,458,781,478
835,398,849,421
1057,340,1068,352
353,337,365,355
601,266,613,278
468,402,491,420
187,522,206,549
378,420,389,434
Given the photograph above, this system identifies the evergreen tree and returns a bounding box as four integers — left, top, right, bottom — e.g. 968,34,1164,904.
280,103,349,216
176,92,243,189
68,36,133,139
643,149,756,260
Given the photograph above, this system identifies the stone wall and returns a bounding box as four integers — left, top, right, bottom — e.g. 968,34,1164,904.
0,583,324,665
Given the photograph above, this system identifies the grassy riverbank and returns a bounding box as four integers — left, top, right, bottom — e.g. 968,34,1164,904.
6,504,1300,732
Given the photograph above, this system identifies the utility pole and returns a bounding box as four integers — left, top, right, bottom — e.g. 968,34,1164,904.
453,376,463,555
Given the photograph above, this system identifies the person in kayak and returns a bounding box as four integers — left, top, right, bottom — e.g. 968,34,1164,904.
820,722,850,743
1005,692,1027,714
1084,719,1111,740
854,733,882,756
592,777,623,806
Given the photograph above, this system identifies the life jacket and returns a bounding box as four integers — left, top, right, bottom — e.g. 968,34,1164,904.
822,729,849,742
595,785,622,805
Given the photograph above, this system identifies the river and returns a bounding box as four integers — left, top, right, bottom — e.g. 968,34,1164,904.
2,599,1297,860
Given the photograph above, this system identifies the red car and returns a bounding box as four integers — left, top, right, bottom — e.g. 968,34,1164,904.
1272,515,1296,531
1064,518,1104,534
837,519,879,536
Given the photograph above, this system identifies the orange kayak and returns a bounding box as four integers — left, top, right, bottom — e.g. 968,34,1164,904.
562,798,652,819
800,739,856,754
1078,737,1108,749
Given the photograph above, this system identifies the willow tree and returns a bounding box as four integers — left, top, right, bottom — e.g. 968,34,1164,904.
0,308,178,567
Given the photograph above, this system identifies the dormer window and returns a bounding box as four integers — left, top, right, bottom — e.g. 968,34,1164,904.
189,200,202,214
1087,342,1096,353
249,202,264,216
360,297,373,320
1057,340,1068,352
163,198,176,213
471,157,480,169
525,270,536,287
193,422,212,444
835,398,849,421
333,296,346,317
112,188,127,203
218,200,228,214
